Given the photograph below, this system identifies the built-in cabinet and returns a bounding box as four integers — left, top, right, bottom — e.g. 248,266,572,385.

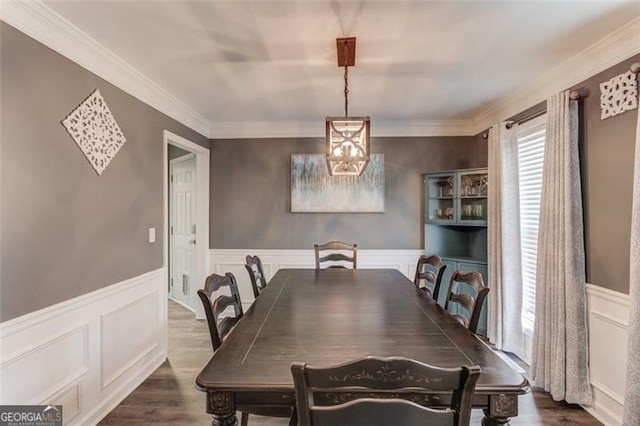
425,169,488,225
424,168,488,336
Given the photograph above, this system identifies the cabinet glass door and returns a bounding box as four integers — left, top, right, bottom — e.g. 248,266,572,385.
426,173,455,224
457,170,488,225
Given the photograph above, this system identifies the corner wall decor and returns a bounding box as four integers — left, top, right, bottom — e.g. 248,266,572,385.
291,154,384,213
599,70,638,120
61,89,127,175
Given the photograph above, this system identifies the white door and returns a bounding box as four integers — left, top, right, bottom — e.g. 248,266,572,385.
170,155,197,310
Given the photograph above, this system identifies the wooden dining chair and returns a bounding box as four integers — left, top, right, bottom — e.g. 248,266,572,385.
198,272,294,426
197,272,244,352
314,241,357,269
444,270,490,335
414,254,447,302
291,356,481,426
245,255,267,298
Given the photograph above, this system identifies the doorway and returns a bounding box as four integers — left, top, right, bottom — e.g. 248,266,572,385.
163,131,209,321
169,152,196,309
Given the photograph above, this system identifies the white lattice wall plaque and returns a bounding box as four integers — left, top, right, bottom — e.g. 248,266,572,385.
600,71,638,120
61,89,127,175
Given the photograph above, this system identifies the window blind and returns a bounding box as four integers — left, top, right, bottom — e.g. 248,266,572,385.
517,114,546,333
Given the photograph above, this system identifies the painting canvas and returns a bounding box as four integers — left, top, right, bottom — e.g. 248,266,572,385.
291,154,384,213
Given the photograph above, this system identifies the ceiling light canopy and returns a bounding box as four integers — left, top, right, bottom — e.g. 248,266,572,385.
326,37,370,177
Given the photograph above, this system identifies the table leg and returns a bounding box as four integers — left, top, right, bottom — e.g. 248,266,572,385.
210,413,237,426
481,409,510,425
481,393,518,425
207,392,237,426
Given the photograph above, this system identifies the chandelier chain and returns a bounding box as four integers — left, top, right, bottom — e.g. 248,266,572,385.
343,41,349,117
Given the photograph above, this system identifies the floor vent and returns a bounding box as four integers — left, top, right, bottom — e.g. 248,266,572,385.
53,383,82,425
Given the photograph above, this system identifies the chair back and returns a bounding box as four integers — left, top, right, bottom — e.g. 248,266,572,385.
197,272,244,351
314,241,357,269
414,254,447,301
291,356,480,426
245,255,267,298
444,270,489,334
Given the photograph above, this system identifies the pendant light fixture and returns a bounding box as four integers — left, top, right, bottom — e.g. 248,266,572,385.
325,37,370,176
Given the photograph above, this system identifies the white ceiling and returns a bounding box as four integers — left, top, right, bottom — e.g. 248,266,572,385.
5,1,640,137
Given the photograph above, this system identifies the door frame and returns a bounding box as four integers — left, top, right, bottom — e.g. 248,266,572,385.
163,130,209,322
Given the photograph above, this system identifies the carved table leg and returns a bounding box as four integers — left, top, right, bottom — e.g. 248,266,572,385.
207,392,237,426
481,409,510,426
482,393,518,425
210,413,237,426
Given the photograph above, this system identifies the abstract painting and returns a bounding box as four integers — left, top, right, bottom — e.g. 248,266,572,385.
291,154,384,213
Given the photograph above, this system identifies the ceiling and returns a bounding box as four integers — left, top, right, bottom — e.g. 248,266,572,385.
7,1,640,137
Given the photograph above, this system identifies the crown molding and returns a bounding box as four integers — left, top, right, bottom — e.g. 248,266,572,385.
472,16,640,133
2,1,639,139
370,120,478,137
0,0,211,137
209,119,477,139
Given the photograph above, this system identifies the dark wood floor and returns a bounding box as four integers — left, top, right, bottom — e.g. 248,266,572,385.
99,300,602,425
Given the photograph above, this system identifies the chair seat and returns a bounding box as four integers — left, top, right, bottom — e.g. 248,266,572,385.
240,407,296,426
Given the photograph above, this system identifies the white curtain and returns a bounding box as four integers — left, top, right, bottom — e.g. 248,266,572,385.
623,95,640,425
487,123,524,355
530,91,593,405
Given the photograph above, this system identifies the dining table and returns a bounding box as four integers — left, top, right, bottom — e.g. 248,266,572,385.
195,268,530,425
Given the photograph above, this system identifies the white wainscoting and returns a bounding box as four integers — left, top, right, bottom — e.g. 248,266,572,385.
0,268,167,425
209,249,423,311
585,284,630,426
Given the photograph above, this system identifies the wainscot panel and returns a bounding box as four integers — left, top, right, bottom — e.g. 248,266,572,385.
585,284,630,426
0,269,167,425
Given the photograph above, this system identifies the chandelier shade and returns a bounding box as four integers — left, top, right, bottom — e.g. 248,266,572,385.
325,37,371,177
325,116,370,176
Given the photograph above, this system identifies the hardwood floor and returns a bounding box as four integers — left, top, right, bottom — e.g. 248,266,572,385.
99,300,602,425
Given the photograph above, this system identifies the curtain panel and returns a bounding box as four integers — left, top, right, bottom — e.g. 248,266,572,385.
487,123,524,355
623,96,640,425
530,91,592,406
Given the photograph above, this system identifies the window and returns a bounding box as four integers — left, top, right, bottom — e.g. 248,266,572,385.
516,114,546,363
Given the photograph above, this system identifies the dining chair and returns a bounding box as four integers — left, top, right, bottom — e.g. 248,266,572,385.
314,241,357,269
444,270,490,335
198,273,294,425
291,356,481,426
197,272,244,352
245,255,267,298
414,254,447,302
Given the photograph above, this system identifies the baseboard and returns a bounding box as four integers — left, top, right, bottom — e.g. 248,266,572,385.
209,249,423,310
0,268,167,425
584,283,630,426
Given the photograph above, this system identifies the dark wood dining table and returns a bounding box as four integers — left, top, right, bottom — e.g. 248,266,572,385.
195,268,529,425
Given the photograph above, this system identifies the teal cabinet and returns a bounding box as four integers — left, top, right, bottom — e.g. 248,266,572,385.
425,168,488,226
424,168,489,336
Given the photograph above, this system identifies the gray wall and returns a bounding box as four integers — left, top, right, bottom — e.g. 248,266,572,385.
0,22,209,321
210,136,487,249
576,54,639,293
504,56,639,294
